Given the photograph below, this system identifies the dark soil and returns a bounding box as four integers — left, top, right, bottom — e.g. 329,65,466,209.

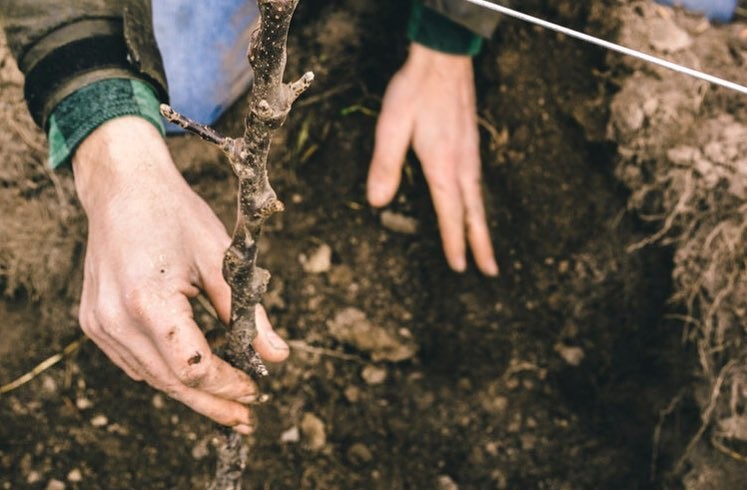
0,1,702,488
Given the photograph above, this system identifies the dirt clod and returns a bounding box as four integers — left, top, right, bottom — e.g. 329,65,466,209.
380,210,418,234
299,243,332,274
300,413,326,451
327,307,416,362
361,365,387,385
45,479,65,490
66,469,82,483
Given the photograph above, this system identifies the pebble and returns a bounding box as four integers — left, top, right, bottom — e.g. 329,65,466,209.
90,415,108,428
75,397,93,411
300,413,326,451
344,385,360,403
152,394,165,410
191,438,210,460
66,469,82,483
380,211,418,234
327,307,416,362
346,443,373,466
299,243,332,274
361,365,387,385
554,343,585,367
45,479,65,490
26,471,42,484
436,475,459,490
647,17,692,53
41,375,58,396
280,426,300,443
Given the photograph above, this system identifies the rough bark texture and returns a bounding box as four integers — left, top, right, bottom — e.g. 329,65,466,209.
161,0,312,488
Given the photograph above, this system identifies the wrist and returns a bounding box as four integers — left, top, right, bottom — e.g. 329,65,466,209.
405,43,473,79
73,116,180,212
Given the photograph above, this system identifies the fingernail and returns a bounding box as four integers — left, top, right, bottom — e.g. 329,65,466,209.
268,331,289,351
237,393,258,404
234,423,254,436
367,183,386,206
452,256,467,273
485,259,500,277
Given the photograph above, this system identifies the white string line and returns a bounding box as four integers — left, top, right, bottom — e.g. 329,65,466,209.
462,0,747,96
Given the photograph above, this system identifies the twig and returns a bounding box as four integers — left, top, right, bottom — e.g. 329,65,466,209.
0,336,87,395
287,340,365,363
711,435,747,463
295,82,353,108
650,389,685,482
161,1,312,488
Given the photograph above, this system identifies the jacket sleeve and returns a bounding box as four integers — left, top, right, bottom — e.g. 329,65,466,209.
0,0,167,128
422,0,505,38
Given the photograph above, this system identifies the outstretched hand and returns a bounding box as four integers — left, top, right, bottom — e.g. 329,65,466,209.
367,43,498,276
73,117,289,434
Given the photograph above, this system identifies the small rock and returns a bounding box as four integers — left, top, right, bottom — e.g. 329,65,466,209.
45,479,65,490
300,413,326,451
41,375,58,396
436,475,459,490
66,469,82,483
152,394,165,410
26,471,42,484
327,307,416,362
344,385,360,403
75,397,93,411
648,17,692,53
191,438,210,460
554,343,585,367
299,243,332,274
90,414,108,427
346,443,373,466
481,396,508,415
380,211,418,234
361,365,387,385
280,426,300,443
492,469,508,489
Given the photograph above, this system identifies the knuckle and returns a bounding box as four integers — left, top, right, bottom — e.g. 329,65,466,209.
177,362,211,388
122,286,152,320
92,301,121,332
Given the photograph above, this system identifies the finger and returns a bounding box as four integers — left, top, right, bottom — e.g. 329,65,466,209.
101,323,255,428
458,152,499,277
367,81,415,207
86,326,145,381
462,180,498,276
251,305,289,363
198,237,232,325
422,154,467,272
139,299,261,404
201,259,289,363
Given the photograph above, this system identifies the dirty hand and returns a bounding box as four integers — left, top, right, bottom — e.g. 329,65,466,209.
367,42,498,276
72,117,289,433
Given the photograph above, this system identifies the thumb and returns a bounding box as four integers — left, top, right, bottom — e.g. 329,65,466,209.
201,256,289,363
367,84,415,207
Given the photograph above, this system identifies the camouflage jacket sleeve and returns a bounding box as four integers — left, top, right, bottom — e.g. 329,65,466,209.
0,0,167,128
423,0,504,38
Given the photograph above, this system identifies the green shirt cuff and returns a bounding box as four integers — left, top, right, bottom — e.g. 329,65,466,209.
407,1,484,56
47,78,165,169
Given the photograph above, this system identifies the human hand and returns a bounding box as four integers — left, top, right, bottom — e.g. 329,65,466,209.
73,117,289,434
367,43,498,276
